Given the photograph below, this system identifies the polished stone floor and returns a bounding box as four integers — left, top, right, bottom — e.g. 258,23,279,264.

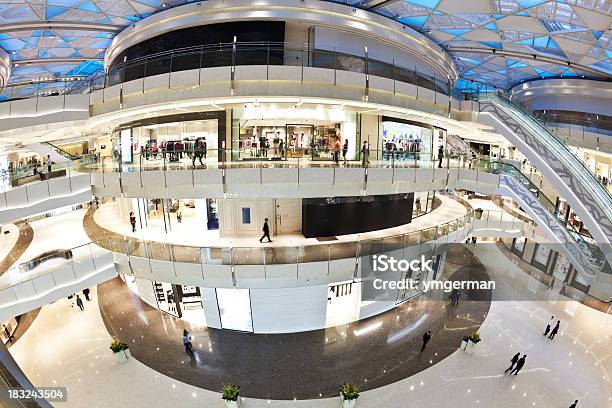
0,220,33,275
10,243,612,408
96,246,491,399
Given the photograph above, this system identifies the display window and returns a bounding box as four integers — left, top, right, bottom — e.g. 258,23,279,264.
113,116,221,166
381,117,437,162
231,105,359,161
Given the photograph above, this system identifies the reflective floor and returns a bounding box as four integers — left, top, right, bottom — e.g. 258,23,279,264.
96,245,491,399
8,243,612,408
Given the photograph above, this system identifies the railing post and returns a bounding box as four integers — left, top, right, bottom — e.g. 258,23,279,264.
142,57,148,93
333,47,337,86
364,46,369,102
198,45,203,86
392,58,396,95
301,45,304,83
168,50,174,89
230,36,237,95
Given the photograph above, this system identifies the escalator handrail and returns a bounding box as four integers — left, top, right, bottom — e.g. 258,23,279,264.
491,160,606,267
480,92,612,215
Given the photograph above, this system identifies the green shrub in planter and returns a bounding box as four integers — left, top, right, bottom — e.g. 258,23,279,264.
222,384,240,401
468,332,481,343
340,383,360,401
109,339,129,353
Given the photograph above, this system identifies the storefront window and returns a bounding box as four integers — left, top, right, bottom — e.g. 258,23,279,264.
231,105,359,161
381,118,437,162
114,117,220,164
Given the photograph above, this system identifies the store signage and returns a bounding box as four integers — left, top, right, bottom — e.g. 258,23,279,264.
241,105,349,122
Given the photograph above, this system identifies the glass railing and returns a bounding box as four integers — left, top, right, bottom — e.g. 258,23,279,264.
490,161,606,269
0,154,98,193
0,240,111,291
95,210,475,266
0,208,544,308
0,42,451,103
479,92,612,215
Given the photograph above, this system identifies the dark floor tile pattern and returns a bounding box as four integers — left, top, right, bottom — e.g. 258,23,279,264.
97,245,491,400
0,221,34,276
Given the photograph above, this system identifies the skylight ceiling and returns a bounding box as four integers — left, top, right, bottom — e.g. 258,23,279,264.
352,0,612,89
0,0,609,92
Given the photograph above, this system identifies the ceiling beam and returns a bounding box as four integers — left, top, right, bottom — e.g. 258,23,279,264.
368,0,401,10
447,47,611,79
13,57,103,65
0,21,122,33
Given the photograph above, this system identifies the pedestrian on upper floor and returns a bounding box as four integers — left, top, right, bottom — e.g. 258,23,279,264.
129,212,136,233
259,218,272,243
83,287,91,301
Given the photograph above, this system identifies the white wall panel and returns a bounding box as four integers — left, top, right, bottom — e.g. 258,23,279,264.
201,287,222,329
250,285,328,333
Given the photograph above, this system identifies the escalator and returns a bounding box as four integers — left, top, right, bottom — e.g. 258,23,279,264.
41,142,78,161
477,92,612,268
489,161,609,289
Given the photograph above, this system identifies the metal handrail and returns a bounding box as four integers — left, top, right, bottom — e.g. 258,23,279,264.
0,41,452,102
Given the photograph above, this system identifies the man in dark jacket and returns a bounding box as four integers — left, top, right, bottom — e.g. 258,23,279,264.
509,354,526,375
259,218,272,243
420,330,431,352
504,352,520,373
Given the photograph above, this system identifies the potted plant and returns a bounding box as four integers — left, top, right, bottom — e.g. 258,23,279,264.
221,384,240,408
340,383,359,408
109,339,130,363
460,336,469,350
466,332,481,354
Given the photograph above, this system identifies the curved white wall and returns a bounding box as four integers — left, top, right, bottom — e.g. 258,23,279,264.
104,0,457,80
91,167,501,199
0,173,92,224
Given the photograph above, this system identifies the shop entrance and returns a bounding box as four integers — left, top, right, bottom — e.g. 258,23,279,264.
325,282,360,327
216,288,254,332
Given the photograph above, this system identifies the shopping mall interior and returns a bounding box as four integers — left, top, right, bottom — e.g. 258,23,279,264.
0,1,610,407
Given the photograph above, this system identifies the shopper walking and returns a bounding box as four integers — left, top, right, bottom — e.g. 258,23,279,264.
420,330,431,352
76,295,84,311
259,218,272,243
46,155,53,173
543,315,554,336
192,139,205,166
3,324,14,342
342,139,349,165
450,289,460,306
361,141,369,167
569,400,578,408
504,352,521,374
548,320,560,340
333,137,341,166
129,211,136,233
509,354,526,375
437,145,444,168
183,329,194,353
82,287,91,301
